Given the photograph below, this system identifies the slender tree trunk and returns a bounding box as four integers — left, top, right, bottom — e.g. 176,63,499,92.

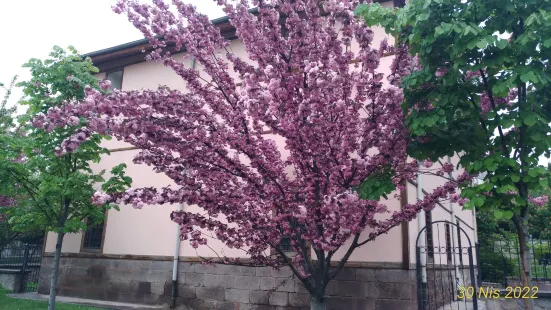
48,232,64,310
514,18,532,307
310,296,326,310
514,215,534,310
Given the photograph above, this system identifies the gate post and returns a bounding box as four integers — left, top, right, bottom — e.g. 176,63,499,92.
416,247,424,310
19,243,30,293
475,242,482,286
468,247,478,310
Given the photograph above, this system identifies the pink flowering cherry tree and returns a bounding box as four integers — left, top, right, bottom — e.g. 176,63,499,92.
0,195,16,223
37,0,469,308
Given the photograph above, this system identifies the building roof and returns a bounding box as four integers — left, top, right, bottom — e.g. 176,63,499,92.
84,1,396,72
83,10,254,72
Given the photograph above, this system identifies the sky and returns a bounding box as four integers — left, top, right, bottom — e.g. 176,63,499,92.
1,1,549,166
0,0,224,105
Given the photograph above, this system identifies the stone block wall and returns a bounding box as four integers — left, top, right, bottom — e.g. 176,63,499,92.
506,278,551,291
0,269,28,292
38,256,418,310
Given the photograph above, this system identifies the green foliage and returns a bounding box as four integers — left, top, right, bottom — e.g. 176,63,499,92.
527,167,551,239
101,163,132,196
0,76,44,248
477,210,516,240
476,213,519,284
0,220,43,250
532,241,550,261
357,0,551,221
0,76,18,134
358,166,397,200
17,46,99,115
0,46,130,235
354,3,397,34
479,246,517,284
530,204,551,239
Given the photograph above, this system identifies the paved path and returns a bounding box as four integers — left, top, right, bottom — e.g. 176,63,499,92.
8,292,166,310
438,300,487,310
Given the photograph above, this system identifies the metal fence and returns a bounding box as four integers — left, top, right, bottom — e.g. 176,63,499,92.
417,221,479,310
0,242,43,292
479,234,551,290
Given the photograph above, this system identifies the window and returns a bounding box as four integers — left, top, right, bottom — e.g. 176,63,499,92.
425,210,434,259
280,236,292,252
275,195,303,254
277,225,305,254
82,218,105,251
457,221,463,265
106,70,123,92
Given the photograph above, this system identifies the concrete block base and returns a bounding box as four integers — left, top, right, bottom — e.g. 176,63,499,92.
38,256,418,310
0,269,27,292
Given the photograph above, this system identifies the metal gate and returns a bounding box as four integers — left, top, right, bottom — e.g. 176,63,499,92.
0,242,43,292
416,220,478,310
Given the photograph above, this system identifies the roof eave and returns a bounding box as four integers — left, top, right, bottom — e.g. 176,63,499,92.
83,8,258,72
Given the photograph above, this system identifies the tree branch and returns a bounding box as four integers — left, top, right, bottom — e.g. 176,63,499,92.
328,233,360,280
479,68,509,155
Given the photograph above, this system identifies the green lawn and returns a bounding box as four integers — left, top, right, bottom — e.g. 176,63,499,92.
0,289,103,310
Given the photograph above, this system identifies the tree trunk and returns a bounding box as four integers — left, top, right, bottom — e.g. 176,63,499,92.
514,216,534,310
48,232,64,310
310,296,326,310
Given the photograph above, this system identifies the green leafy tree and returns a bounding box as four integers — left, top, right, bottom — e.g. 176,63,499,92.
0,76,43,251
530,205,551,240
0,76,18,134
357,1,551,309
0,76,22,249
0,46,131,310
528,164,551,240
476,211,517,285
476,166,551,286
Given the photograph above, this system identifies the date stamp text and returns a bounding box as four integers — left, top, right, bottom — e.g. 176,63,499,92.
457,286,539,299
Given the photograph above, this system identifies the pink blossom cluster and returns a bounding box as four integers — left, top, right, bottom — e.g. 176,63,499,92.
36,0,466,271
441,162,454,174
388,45,419,86
0,195,16,207
92,191,112,206
435,67,448,77
11,153,28,163
464,70,481,80
0,195,14,223
450,193,469,206
413,160,456,178
479,89,517,116
529,195,549,207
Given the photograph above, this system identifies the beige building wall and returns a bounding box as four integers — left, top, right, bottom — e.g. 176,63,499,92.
406,157,477,266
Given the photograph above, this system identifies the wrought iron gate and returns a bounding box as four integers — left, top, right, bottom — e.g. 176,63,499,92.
416,220,478,310
0,242,43,292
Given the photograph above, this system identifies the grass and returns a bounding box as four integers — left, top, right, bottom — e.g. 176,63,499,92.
504,259,551,279
25,281,38,292
0,288,104,310
532,265,551,280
